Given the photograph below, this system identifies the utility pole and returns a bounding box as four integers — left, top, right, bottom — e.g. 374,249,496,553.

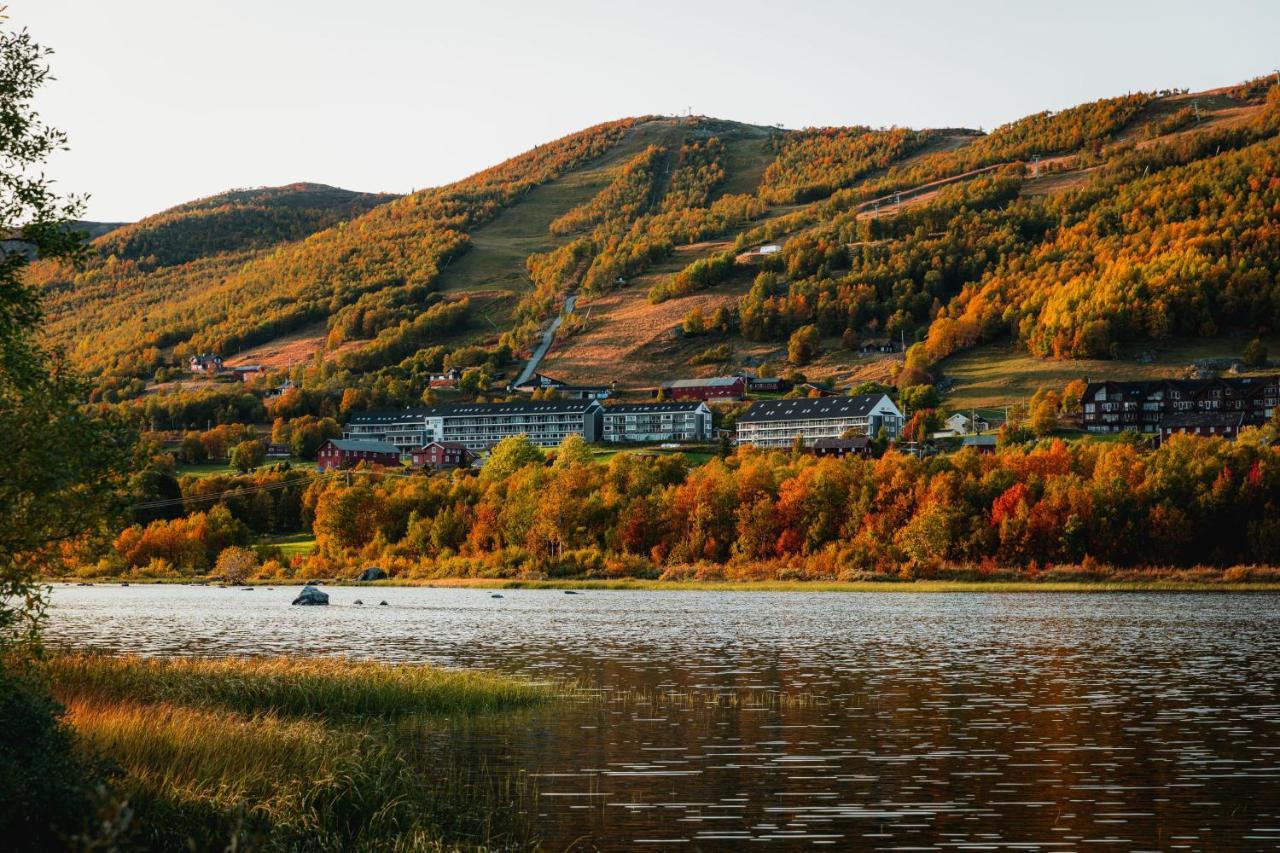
1030,154,1041,179
1192,99,1201,122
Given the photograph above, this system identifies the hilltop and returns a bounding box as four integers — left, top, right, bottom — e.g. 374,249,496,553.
30,74,1280,418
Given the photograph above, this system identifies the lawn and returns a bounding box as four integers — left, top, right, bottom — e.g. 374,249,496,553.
176,460,316,478
589,444,719,466
940,336,1280,410
263,532,317,557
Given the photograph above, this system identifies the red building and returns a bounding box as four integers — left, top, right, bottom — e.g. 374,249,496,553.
316,439,402,471
410,441,476,470
659,376,746,401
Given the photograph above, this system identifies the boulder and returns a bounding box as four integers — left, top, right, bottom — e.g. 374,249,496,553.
358,566,388,582
292,586,329,606
378,600,389,606
353,599,363,606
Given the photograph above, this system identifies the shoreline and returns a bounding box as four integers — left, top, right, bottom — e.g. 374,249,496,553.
45,577,1280,593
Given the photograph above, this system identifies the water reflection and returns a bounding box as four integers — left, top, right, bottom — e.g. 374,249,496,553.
46,586,1280,849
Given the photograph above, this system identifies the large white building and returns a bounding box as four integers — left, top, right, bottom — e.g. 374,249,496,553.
735,393,903,449
345,401,602,451
601,402,712,443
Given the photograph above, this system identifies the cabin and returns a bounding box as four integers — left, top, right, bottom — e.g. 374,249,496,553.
741,374,792,394
811,436,872,458
188,353,224,374
316,439,402,471
962,435,998,453
939,412,990,436
265,443,291,459
1158,411,1246,443
659,375,746,402
231,364,265,383
410,441,476,470
428,367,461,389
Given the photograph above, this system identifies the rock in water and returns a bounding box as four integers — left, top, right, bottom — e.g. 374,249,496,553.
378,600,388,606
353,599,363,606
292,586,329,606
358,566,388,582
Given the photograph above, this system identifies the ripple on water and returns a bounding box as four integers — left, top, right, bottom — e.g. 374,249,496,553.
45,585,1280,850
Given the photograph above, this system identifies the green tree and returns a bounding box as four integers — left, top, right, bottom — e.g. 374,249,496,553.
482,434,545,481
681,307,706,335
553,433,594,468
0,22,133,844
230,438,266,472
787,324,821,365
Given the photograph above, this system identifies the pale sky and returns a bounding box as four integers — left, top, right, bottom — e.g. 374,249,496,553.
13,0,1280,221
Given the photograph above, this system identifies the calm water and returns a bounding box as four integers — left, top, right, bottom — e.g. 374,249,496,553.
46,585,1280,850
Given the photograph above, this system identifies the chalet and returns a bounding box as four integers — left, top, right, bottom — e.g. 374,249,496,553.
740,374,792,394
736,393,904,448
940,412,990,436
428,368,461,389
265,379,294,399
265,443,291,459
316,439,402,471
345,400,603,452
411,441,476,470
510,372,611,400
188,353,224,374
231,364,265,382
601,402,713,443
659,375,746,402
1158,411,1246,443
811,435,872,458
858,338,899,355
1080,376,1279,433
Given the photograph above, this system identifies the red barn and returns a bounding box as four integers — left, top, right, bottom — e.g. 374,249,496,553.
316,439,402,471
410,441,476,470
659,376,746,401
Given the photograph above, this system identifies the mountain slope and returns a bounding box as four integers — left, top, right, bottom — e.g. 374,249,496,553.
38,75,1280,415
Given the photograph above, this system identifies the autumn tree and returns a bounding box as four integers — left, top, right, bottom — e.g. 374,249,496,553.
788,324,821,365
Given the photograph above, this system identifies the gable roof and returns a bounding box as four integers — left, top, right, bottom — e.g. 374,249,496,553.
1159,411,1246,429
813,435,870,449
737,393,897,424
326,439,401,454
660,376,744,389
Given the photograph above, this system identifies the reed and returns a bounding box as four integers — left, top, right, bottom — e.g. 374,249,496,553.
49,653,553,849
48,651,555,719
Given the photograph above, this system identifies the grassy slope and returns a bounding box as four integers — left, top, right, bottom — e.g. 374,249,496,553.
942,336,1280,410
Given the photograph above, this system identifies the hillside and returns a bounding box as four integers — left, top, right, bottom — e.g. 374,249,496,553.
35,75,1280,418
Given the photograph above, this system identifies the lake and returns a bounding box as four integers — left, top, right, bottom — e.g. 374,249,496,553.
46,585,1280,850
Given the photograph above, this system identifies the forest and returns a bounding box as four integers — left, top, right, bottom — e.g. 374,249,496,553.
53,416,1280,584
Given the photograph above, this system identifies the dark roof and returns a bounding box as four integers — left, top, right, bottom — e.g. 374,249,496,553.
1159,411,1246,430
812,436,870,449
603,402,708,415
347,400,600,424
1083,376,1279,402
737,393,896,424
962,435,999,447
327,439,401,454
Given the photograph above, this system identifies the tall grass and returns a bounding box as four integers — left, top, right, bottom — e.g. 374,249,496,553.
50,653,552,849
49,652,554,719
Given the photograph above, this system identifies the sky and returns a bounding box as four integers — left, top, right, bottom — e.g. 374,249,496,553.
13,0,1280,221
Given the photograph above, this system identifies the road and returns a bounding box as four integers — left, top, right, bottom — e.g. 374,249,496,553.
512,293,576,388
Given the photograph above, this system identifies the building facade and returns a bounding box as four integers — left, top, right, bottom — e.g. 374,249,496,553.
811,436,872,457
735,393,904,449
345,401,603,452
317,439,402,471
601,402,712,443
1158,411,1246,443
1081,377,1279,433
660,376,746,401
410,441,476,470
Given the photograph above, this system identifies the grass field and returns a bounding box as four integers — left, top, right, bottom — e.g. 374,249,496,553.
941,336,1280,410
50,653,554,849
175,460,317,478
263,532,317,557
